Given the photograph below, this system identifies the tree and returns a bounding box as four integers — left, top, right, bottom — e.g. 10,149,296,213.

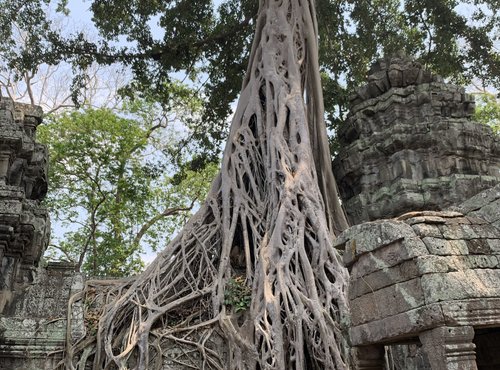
1,0,499,156
473,92,500,135
39,102,217,277
0,14,128,113
62,1,350,369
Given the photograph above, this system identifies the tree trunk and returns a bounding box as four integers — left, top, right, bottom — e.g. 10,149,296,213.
64,1,351,369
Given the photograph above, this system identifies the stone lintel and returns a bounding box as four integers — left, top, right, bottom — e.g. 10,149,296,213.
350,303,445,346
350,298,500,347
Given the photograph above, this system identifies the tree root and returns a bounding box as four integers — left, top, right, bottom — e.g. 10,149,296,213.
61,1,351,369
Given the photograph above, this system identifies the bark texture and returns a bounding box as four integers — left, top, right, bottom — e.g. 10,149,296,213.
63,1,350,369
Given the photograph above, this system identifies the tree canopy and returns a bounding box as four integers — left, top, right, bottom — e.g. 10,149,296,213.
473,92,500,134
1,0,499,154
39,101,218,276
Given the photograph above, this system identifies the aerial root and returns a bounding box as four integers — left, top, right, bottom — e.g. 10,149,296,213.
61,1,350,369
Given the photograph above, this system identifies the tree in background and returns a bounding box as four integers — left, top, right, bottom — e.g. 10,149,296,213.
473,92,500,135
0,3,224,278
0,11,129,112
39,96,218,277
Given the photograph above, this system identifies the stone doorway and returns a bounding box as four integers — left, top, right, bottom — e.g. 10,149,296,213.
474,327,500,370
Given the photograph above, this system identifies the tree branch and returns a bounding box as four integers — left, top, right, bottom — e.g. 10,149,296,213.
132,200,196,247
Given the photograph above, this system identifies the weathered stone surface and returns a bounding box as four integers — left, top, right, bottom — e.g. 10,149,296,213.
0,98,49,313
419,326,477,370
0,263,84,370
442,298,500,327
453,184,500,230
333,56,500,225
350,304,445,346
420,270,500,304
351,278,425,326
349,260,420,299
350,237,428,279
397,210,464,221
345,206,500,369
340,57,500,370
387,343,432,370
335,219,422,267
422,237,469,256
411,223,443,238
0,98,74,370
416,255,499,274
455,184,500,214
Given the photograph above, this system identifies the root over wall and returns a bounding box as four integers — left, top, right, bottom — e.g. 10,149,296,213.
63,1,350,369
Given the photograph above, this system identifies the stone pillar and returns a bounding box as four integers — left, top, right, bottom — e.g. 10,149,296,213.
354,345,385,370
419,326,477,370
0,150,11,184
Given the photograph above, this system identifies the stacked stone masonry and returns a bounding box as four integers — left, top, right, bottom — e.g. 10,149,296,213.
336,201,500,369
0,98,84,370
334,56,500,370
333,55,500,225
0,98,50,312
0,262,84,370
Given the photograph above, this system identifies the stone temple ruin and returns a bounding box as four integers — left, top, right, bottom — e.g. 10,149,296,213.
0,56,499,369
333,56,500,369
0,99,83,370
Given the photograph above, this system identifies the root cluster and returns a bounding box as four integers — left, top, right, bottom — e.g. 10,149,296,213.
62,1,351,369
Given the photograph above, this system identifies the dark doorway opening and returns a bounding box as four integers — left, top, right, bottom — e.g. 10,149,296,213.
474,327,500,370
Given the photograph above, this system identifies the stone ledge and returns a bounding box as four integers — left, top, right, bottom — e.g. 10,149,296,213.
350,303,445,346
350,298,500,346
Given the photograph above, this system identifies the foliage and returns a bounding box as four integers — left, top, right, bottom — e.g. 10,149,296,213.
1,0,499,156
39,103,218,277
223,276,252,313
473,92,500,135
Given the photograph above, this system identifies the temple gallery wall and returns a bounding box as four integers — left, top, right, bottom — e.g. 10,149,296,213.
0,55,499,369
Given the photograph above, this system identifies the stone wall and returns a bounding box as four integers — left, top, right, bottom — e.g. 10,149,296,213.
335,192,500,369
336,208,500,347
0,98,50,312
333,55,500,225
0,262,84,370
0,98,85,369
333,56,500,369
453,183,500,230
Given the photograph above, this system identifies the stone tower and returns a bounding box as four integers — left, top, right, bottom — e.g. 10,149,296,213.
0,98,49,312
333,55,500,225
333,57,500,370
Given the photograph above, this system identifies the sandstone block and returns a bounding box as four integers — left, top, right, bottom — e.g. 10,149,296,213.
350,237,427,279
350,303,445,346
422,237,468,256
412,223,443,238
350,278,425,325
349,260,420,299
